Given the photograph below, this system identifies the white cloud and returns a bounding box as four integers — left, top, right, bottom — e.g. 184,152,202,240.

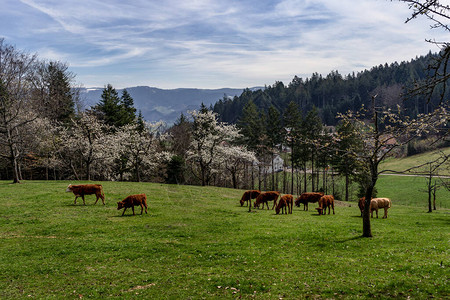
5,0,449,89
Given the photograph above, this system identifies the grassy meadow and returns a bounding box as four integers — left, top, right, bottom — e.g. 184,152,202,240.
0,180,448,299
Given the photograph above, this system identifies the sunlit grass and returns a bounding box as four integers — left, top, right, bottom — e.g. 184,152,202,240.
0,180,448,298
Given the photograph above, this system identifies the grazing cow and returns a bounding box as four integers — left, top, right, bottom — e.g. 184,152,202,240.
66,184,105,205
358,197,392,219
117,194,148,216
316,195,335,215
240,190,261,207
254,191,280,210
275,194,293,214
358,197,365,217
294,192,324,211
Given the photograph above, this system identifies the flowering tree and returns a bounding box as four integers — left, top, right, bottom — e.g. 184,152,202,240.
215,144,257,189
114,121,170,182
63,112,111,180
187,108,248,186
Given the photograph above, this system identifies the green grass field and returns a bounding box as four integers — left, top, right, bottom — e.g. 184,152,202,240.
380,147,450,175
0,180,448,299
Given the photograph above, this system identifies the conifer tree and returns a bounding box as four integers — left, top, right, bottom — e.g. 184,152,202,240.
95,84,122,127
120,89,137,125
283,101,302,194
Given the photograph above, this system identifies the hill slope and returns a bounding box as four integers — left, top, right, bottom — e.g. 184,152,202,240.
380,147,450,175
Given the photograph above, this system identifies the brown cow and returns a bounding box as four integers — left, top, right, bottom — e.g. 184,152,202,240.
358,197,365,217
316,195,335,215
294,192,324,211
276,194,293,214
117,194,148,216
240,190,261,207
359,197,392,218
66,184,105,205
254,191,280,210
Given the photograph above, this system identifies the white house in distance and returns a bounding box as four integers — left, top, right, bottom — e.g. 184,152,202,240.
266,154,284,173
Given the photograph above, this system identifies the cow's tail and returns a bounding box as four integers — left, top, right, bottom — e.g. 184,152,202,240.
100,185,105,200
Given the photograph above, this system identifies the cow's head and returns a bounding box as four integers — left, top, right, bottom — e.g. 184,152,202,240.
65,184,73,192
117,201,125,210
275,206,280,214
239,199,244,206
316,207,323,215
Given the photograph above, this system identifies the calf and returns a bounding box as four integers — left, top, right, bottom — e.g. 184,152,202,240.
117,194,148,216
240,190,261,207
316,195,335,215
254,191,280,210
294,192,324,211
275,194,293,214
66,184,105,205
359,197,392,219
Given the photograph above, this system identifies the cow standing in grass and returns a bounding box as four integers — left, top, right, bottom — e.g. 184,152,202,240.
316,195,335,215
117,194,148,216
240,190,261,207
66,184,105,205
254,191,280,210
294,192,323,211
275,194,293,214
359,197,391,219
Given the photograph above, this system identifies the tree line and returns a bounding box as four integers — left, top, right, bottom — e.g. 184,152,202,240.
213,53,447,126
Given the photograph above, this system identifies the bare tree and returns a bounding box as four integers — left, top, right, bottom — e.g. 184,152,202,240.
338,96,448,237
0,39,38,183
400,0,450,103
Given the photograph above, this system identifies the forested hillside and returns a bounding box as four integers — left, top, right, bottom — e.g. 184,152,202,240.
214,52,445,125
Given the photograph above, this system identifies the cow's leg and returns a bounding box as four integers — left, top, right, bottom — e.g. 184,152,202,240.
132,206,135,215
122,207,127,216
383,208,388,219
140,204,144,215
376,209,379,218
94,195,99,205
82,195,86,206
272,199,277,210
74,196,78,205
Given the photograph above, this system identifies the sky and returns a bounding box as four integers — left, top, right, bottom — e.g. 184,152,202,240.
1,0,448,89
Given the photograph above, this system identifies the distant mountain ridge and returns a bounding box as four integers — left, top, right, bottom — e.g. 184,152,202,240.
79,86,262,124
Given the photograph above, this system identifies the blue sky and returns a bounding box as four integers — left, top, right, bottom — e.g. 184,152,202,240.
1,0,448,89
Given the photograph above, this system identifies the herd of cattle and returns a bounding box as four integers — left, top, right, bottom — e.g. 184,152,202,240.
65,183,392,218
241,190,392,218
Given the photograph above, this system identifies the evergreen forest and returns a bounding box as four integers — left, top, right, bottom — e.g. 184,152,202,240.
213,52,446,125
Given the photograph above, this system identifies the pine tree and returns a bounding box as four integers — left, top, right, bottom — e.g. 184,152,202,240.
95,84,121,127
266,105,283,190
283,101,302,194
120,89,137,125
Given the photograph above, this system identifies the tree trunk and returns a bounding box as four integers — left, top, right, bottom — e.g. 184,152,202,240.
345,173,349,201
362,185,373,237
427,173,432,213
271,153,275,190
433,183,437,210
311,154,315,191
303,164,307,193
